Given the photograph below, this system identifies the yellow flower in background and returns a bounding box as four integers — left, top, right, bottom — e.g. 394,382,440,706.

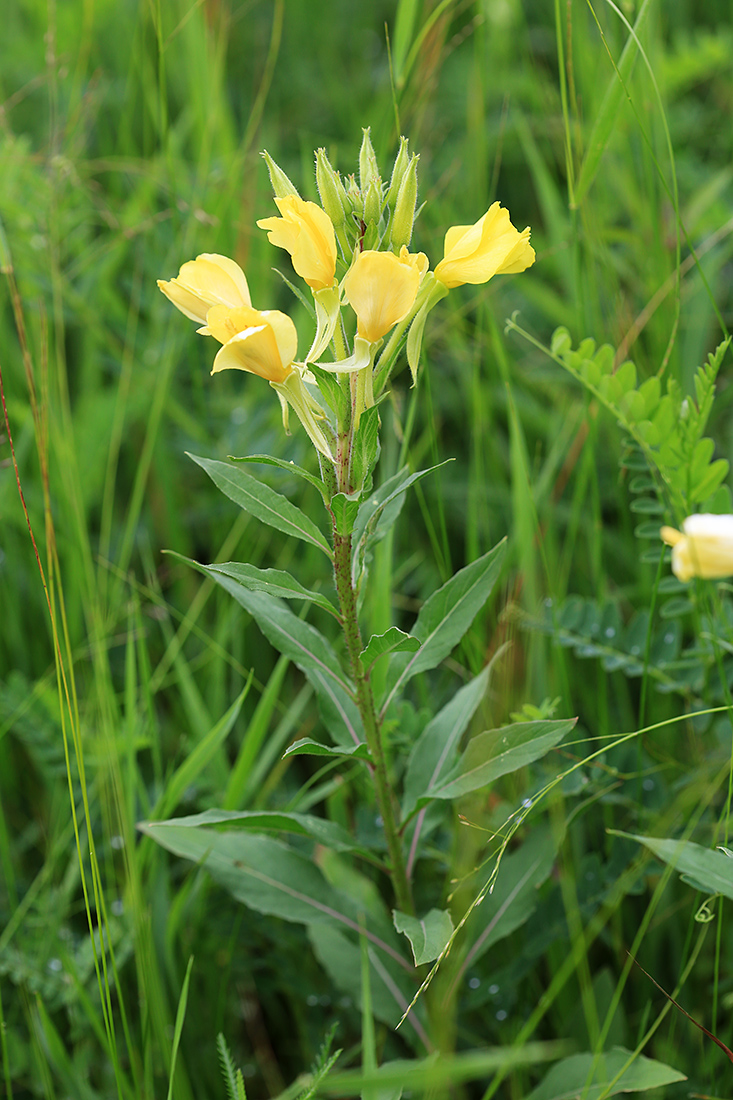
660,514,733,582
157,253,251,323
204,305,297,383
434,202,535,289
343,247,425,343
257,195,337,290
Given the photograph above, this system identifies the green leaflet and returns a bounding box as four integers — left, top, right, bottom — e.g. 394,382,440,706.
526,1048,685,1100
393,908,454,966
613,831,733,899
382,541,506,713
189,452,332,557
428,718,576,801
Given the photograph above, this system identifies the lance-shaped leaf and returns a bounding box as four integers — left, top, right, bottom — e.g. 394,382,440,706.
613,832,733,900
526,1048,685,1100
393,908,454,966
205,560,339,619
145,807,360,853
189,452,332,557
429,718,575,801
402,665,491,817
284,738,372,761
331,492,361,537
360,628,420,675
382,541,506,714
230,453,329,502
198,565,365,748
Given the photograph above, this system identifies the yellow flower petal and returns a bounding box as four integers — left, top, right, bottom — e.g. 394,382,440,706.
661,514,733,582
207,305,296,383
343,250,421,343
434,202,535,289
257,195,337,290
157,253,251,323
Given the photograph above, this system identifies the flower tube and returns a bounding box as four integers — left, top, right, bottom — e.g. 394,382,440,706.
434,202,535,289
157,254,251,323
257,195,337,290
661,514,733,583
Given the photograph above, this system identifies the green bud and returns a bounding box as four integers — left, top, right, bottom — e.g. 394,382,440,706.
359,127,380,192
363,178,382,226
346,174,363,216
260,150,299,198
390,154,419,250
386,136,410,209
315,148,348,228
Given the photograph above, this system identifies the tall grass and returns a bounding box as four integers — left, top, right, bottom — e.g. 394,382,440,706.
1,0,732,1097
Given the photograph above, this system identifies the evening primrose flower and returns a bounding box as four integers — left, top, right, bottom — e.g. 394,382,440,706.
343,247,427,343
203,305,296,383
434,202,535,289
661,514,733,582
257,195,337,290
157,253,251,323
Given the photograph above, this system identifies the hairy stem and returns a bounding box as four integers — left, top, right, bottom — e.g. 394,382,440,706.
332,530,415,916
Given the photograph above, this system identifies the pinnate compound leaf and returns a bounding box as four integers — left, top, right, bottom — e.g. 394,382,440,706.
205,560,339,619
429,718,575,801
526,1047,685,1100
613,832,733,899
393,908,454,965
402,665,491,817
189,453,332,556
283,738,372,761
383,541,506,711
360,628,420,673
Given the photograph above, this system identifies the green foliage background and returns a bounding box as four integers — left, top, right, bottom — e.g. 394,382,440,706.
1,0,732,1097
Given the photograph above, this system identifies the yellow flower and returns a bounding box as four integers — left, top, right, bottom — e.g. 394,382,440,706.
204,305,296,384
661,514,733,582
343,247,425,343
434,202,535,289
157,253,251,323
257,195,337,290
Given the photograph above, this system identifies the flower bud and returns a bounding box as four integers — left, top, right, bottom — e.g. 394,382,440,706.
390,153,419,250
315,148,348,229
386,136,410,209
363,177,382,227
359,127,380,192
346,174,363,216
260,150,300,199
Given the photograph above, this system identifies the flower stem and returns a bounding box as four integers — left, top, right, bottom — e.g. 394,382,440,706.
332,530,415,917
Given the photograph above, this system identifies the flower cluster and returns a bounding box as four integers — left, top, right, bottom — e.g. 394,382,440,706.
158,129,535,472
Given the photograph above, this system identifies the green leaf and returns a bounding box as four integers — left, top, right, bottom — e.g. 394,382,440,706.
331,492,361,537
204,560,339,619
153,682,251,820
613,832,733,899
195,565,365,748
393,908,454,965
430,718,575,801
145,807,361,853
574,0,654,205
309,364,350,421
189,453,332,557
359,628,420,674
526,1047,685,1100
402,665,491,817
283,738,372,762
350,405,381,491
382,541,506,712
230,452,329,501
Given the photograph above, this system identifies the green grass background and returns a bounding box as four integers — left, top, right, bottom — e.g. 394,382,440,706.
1,0,733,1096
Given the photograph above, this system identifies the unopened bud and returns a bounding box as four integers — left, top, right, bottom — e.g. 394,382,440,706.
390,154,419,250
315,148,348,229
386,136,410,209
363,178,382,226
260,151,299,198
359,127,380,192
346,174,363,216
